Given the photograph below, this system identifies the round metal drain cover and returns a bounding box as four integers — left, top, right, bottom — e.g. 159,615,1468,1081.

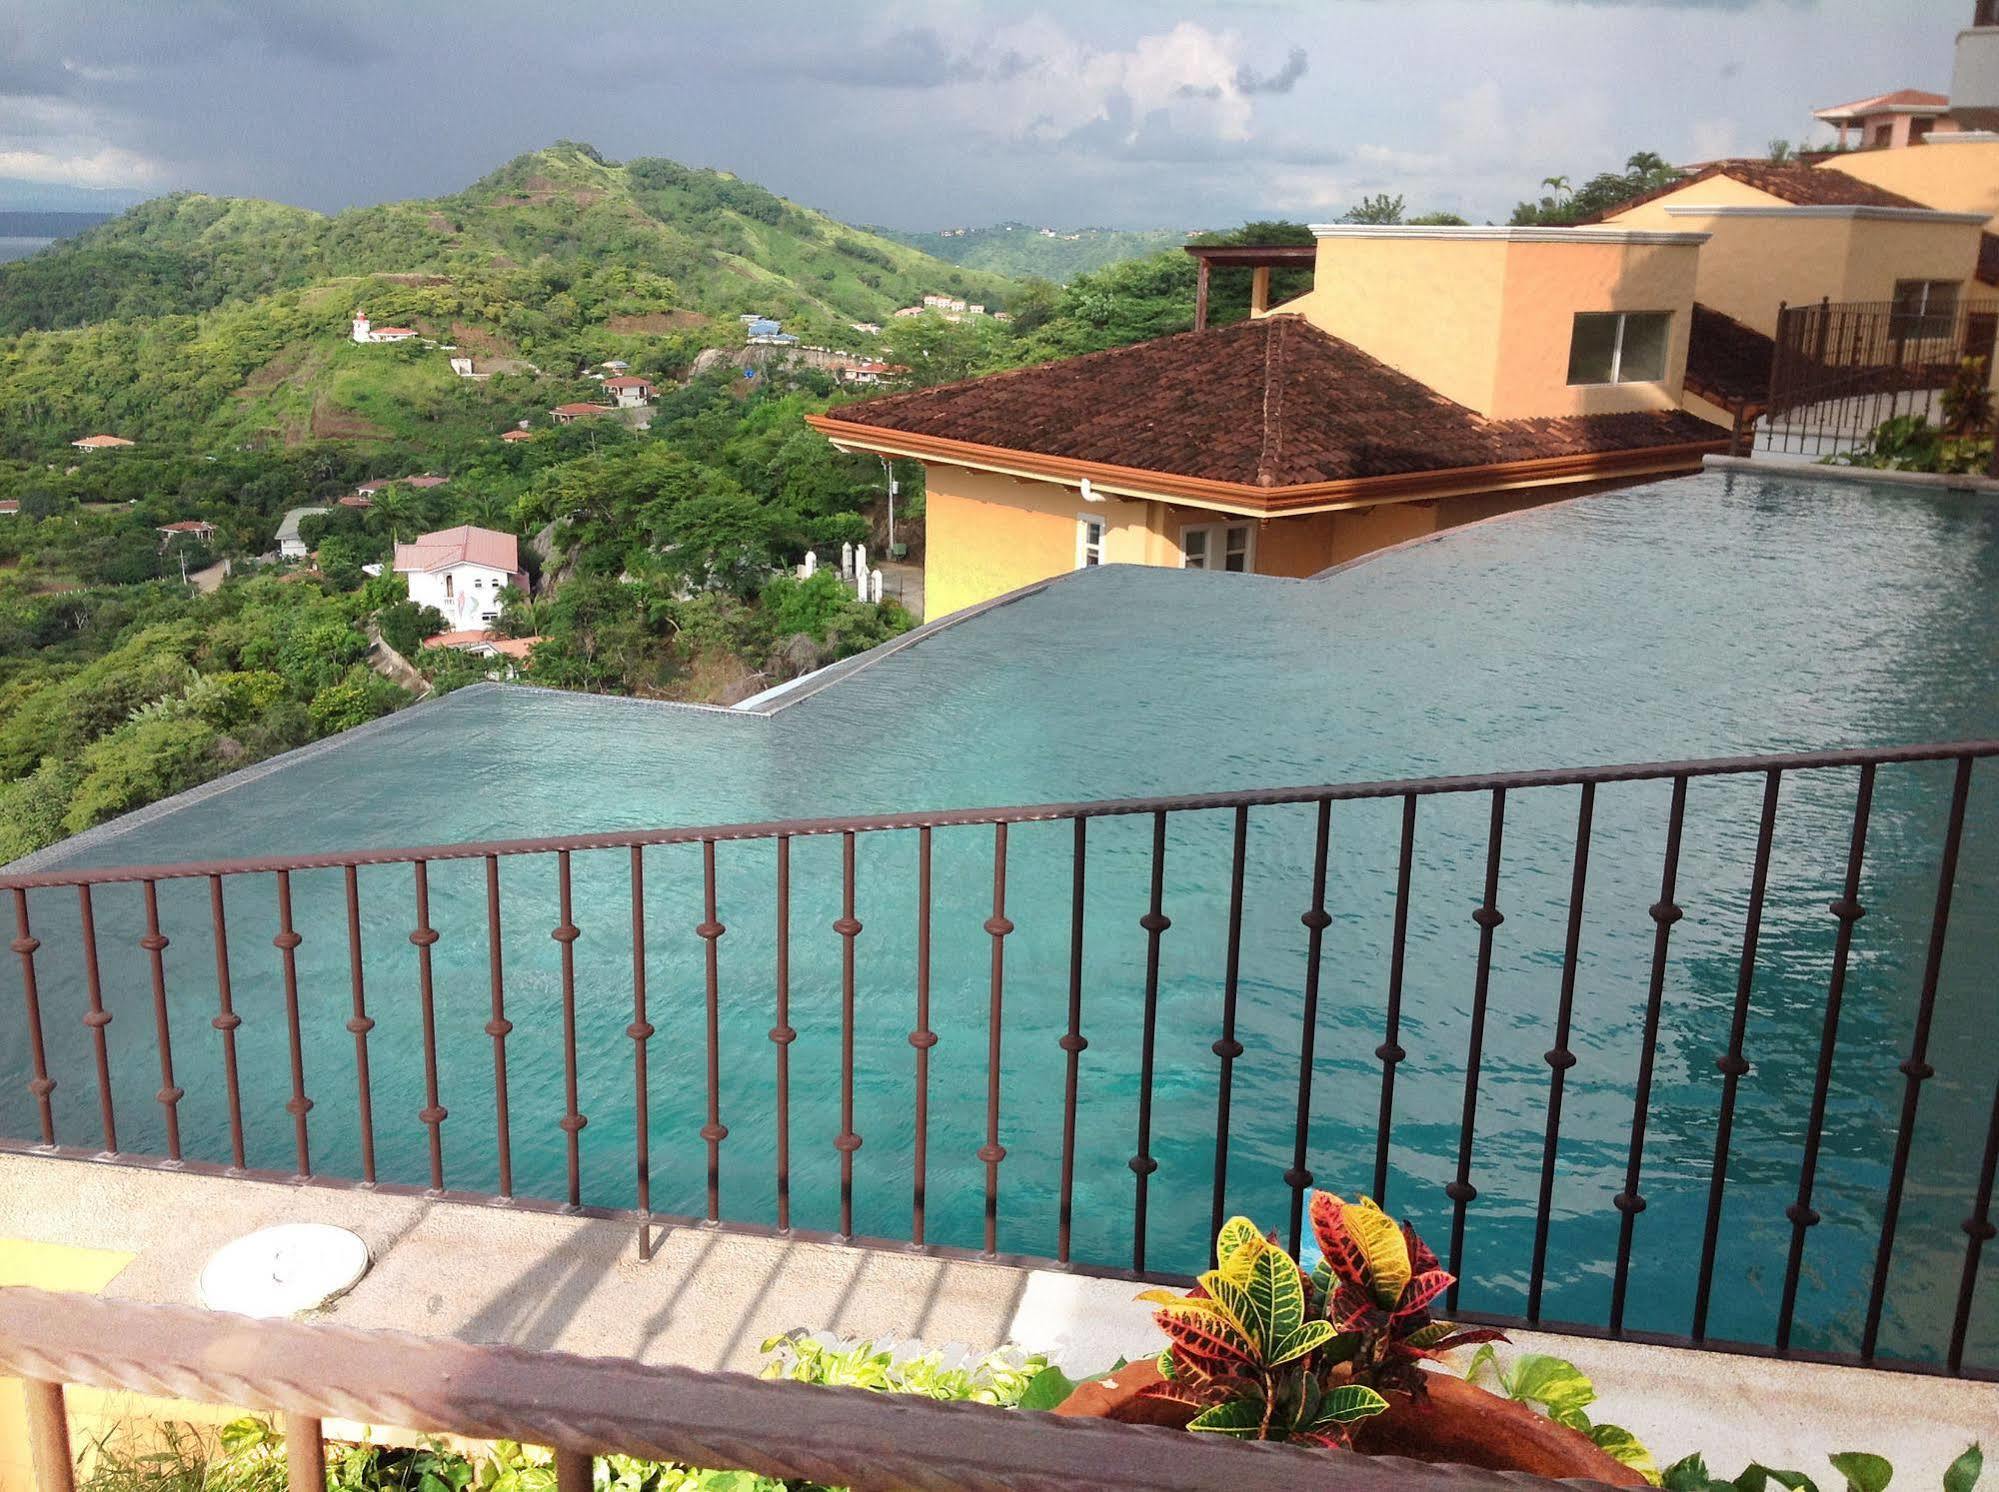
198,1223,370,1318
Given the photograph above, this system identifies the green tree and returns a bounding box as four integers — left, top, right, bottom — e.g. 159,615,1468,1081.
1341,193,1406,225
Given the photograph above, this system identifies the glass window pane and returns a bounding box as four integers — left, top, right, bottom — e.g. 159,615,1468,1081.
1223,526,1250,572
1619,313,1670,382
1567,314,1618,385
1183,529,1209,568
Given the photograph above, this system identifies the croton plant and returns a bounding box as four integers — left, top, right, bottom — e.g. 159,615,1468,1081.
1137,1192,1505,1445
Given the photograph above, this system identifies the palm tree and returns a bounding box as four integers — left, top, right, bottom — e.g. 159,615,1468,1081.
1541,175,1572,201
371,486,416,543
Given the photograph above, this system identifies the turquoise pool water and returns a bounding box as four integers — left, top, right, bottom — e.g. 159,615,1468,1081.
5,469,1998,1367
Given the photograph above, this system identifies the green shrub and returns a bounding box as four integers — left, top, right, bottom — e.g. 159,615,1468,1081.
62,716,221,832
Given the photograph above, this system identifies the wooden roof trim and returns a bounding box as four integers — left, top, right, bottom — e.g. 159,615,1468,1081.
806,413,1729,516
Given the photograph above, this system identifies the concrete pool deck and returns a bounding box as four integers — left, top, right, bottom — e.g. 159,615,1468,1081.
0,1153,1990,1482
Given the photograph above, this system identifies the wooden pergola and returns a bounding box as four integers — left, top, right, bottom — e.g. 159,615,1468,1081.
1184,243,1318,330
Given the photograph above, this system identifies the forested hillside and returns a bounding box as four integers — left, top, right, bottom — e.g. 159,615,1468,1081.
0,141,1292,859
873,222,1191,282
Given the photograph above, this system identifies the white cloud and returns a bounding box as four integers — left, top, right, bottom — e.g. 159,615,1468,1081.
0,144,163,188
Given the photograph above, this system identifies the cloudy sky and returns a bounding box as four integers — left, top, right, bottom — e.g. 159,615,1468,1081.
0,0,1970,228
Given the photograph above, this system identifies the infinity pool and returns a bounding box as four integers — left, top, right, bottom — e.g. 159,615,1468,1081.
6,468,1998,1368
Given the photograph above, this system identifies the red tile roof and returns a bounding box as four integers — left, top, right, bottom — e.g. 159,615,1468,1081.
393,524,520,575
404,474,448,488
0,500,19,513
338,494,373,508
157,519,217,533
423,630,539,659
552,402,615,416
1588,161,1934,222
1683,304,1774,416
816,315,1725,495
1815,88,1949,118
71,434,134,448
601,375,652,389
500,429,533,441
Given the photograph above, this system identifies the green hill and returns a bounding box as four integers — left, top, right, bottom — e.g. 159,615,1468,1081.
0,142,1024,458
873,221,1193,282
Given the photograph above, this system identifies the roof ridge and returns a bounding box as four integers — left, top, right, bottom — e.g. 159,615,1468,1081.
1257,318,1286,487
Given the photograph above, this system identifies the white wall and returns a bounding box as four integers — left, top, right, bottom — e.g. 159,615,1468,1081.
404,561,513,629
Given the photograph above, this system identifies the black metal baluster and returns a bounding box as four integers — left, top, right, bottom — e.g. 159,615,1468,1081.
981,822,1013,1258
1285,799,1334,1258
1131,811,1170,1272
834,832,863,1242
336,868,373,1184
698,839,727,1223
138,881,183,1161
770,837,793,1235
1948,1068,1999,1375
76,885,117,1154
1210,805,1249,1257
1693,769,1781,1343
10,889,55,1147
1056,817,1085,1265
1609,775,1688,1335
271,871,312,1178
484,855,513,1201
1373,793,1416,1205
1446,789,1506,1313
1777,764,1874,1352
410,861,446,1194
1528,783,1594,1324
552,850,585,1209
631,845,654,1259
1863,756,1973,1360
911,827,935,1248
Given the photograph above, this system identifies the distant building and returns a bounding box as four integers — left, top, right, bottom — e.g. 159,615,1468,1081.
551,402,616,424
449,355,476,376
1813,89,1957,151
338,494,372,509
0,500,18,517
70,434,134,451
602,375,654,407
350,310,418,344
394,525,528,629
850,322,883,335
156,520,218,548
841,361,909,386
501,428,534,442
600,360,630,373
405,474,449,489
274,506,330,561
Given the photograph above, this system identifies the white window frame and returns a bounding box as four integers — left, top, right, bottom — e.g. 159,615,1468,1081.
1180,520,1255,573
1076,513,1106,569
1566,310,1672,386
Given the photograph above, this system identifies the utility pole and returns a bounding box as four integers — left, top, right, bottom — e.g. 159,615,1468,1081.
878,455,898,550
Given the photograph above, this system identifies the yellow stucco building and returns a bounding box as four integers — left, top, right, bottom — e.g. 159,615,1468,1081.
812,225,1731,619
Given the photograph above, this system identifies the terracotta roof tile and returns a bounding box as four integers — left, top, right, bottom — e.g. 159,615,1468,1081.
1816,88,1949,117
823,316,1724,490
1683,303,1774,414
1588,161,1934,223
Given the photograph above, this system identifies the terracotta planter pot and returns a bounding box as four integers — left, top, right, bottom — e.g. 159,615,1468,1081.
1053,1361,1646,1486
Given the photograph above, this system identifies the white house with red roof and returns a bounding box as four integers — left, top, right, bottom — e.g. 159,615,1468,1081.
393,525,528,629
602,375,654,408
351,310,418,345
71,434,135,451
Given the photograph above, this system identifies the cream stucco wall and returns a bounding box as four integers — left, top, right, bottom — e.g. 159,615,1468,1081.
1603,177,1985,336
923,467,1175,618
1821,137,1999,226
1274,234,1699,418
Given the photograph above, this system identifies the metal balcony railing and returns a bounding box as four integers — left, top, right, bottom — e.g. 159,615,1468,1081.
4,740,1997,1377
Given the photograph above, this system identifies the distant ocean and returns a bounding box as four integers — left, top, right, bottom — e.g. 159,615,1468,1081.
0,211,115,262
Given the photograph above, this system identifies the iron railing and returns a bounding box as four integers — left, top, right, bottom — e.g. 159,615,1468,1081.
0,1286,1523,1492
1761,296,1999,458
3,740,1997,1378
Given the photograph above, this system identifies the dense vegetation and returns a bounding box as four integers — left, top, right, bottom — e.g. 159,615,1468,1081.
0,136,1372,860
